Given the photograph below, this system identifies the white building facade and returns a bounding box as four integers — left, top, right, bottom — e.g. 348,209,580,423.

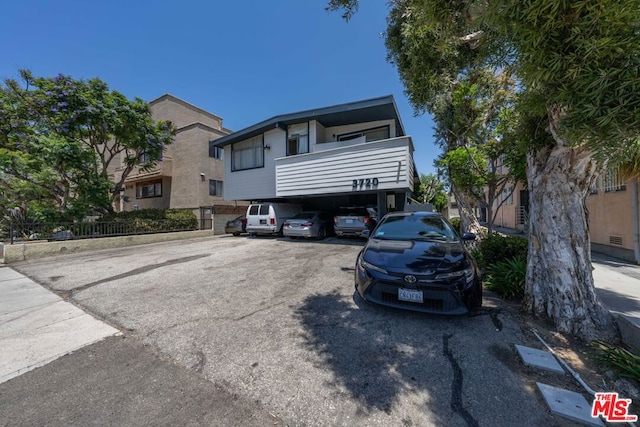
212,96,417,216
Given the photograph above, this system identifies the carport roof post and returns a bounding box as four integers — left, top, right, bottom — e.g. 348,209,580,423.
211,95,406,148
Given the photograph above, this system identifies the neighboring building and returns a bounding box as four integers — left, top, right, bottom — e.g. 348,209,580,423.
486,163,640,263
586,166,639,263
114,94,247,230
210,95,418,217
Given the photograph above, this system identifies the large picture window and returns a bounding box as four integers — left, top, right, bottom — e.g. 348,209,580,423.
136,180,162,198
232,135,264,171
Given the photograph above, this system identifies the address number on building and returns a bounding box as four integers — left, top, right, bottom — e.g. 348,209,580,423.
352,178,379,189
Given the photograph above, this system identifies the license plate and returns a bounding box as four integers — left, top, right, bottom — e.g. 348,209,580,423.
260,219,267,225
345,219,354,224
398,288,423,303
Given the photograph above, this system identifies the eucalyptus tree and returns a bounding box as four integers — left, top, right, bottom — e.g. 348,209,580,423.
0,70,175,220
327,0,640,339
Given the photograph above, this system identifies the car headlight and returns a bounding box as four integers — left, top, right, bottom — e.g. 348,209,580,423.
435,267,474,282
358,257,388,274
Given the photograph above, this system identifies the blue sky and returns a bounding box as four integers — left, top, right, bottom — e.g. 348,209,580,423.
2,0,438,175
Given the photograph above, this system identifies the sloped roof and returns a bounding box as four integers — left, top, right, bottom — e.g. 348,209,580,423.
212,95,405,147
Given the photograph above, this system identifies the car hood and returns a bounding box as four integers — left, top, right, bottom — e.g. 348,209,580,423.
363,238,468,274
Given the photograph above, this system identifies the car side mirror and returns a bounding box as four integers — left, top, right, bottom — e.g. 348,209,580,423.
362,229,370,238
461,232,476,241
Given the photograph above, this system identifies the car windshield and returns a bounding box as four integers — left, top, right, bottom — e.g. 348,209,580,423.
371,215,458,241
291,213,315,220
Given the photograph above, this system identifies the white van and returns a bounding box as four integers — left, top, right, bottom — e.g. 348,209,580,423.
246,203,302,236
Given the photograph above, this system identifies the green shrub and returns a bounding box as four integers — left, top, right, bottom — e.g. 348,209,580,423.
449,217,461,234
101,209,198,232
475,234,528,270
592,340,640,381
484,257,526,299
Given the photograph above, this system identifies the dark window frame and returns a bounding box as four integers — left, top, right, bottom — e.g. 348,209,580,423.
209,179,223,196
136,179,163,199
286,122,310,156
231,135,265,172
209,144,223,160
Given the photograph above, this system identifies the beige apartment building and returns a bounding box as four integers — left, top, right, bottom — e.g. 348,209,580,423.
486,166,639,263
113,94,247,230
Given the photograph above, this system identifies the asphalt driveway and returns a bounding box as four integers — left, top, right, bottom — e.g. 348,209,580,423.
4,235,560,426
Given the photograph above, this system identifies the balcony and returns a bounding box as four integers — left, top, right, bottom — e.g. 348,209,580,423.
122,156,173,183
275,136,415,198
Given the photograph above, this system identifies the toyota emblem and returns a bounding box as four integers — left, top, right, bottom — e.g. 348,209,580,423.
403,275,417,284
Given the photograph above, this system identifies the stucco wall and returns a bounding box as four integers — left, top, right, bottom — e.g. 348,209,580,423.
587,186,636,252
150,96,223,130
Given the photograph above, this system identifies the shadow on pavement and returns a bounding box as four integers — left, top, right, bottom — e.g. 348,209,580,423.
293,289,553,426
596,287,640,315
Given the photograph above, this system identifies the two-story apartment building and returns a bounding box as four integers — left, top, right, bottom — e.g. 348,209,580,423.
114,94,247,229
211,95,418,216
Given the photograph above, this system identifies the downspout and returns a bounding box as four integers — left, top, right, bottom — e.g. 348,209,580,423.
632,179,640,265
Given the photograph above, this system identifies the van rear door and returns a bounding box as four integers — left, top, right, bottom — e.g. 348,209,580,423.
258,204,275,232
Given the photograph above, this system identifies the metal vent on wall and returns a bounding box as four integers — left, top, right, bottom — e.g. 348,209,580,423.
609,235,623,246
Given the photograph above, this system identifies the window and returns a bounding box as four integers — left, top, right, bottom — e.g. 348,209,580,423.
337,126,390,143
259,204,269,215
140,151,162,164
502,186,514,205
136,180,162,198
604,166,626,192
287,123,309,156
209,180,223,196
209,144,223,160
248,205,259,215
232,135,264,171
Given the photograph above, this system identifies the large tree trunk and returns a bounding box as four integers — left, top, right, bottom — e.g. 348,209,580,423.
524,143,613,340
451,185,483,236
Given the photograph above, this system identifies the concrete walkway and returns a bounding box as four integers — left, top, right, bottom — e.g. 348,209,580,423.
0,266,119,384
491,226,640,346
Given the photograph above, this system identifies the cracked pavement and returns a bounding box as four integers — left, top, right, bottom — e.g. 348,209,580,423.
2,235,564,426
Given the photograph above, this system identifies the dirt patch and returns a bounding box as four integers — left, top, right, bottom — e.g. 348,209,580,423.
498,295,640,416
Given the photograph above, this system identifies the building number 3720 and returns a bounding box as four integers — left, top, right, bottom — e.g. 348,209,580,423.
352,178,379,190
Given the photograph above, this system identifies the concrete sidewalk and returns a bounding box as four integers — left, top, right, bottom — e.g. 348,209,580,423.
592,253,640,348
491,226,640,347
0,266,119,383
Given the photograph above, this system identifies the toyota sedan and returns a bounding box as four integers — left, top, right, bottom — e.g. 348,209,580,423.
355,211,482,315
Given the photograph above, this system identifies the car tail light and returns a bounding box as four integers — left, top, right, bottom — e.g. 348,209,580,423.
270,218,275,225
364,216,370,225
284,222,290,227
334,216,338,223
302,222,313,227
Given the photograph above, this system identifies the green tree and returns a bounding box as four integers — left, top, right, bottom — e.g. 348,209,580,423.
414,173,448,211
433,71,526,235
0,70,175,221
328,0,640,339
